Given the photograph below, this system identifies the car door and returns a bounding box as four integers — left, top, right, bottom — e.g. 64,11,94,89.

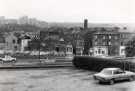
117,70,127,80
113,69,127,81
113,70,124,81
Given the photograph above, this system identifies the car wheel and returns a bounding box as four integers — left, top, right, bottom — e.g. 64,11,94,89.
109,80,114,85
13,60,15,63
129,76,134,81
98,81,102,84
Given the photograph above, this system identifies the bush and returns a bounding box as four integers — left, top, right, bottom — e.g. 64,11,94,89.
72,56,135,72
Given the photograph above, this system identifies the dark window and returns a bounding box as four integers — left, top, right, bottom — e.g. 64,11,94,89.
13,39,16,44
56,47,59,52
121,42,124,46
98,49,101,54
113,69,124,74
113,70,119,74
14,46,17,50
17,39,20,44
102,51,105,54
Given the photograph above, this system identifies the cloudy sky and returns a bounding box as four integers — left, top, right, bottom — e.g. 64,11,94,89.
0,0,135,23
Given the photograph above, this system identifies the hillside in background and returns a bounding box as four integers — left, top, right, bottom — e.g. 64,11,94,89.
0,22,135,33
0,24,43,32
49,22,135,32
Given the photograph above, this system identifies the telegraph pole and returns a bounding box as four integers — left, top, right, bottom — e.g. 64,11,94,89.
38,31,41,63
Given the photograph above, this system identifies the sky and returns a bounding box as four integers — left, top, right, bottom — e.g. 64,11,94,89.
0,0,135,23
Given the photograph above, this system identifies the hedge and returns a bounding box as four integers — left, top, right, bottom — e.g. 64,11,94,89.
72,56,135,72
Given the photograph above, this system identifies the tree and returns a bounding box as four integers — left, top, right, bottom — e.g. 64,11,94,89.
125,39,135,57
28,39,40,51
83,30,95,55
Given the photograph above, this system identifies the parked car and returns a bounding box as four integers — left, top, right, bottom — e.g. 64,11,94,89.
0,55,16,63
93,68,135,85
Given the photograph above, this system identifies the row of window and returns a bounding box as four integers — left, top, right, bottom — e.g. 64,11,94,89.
94,34,130,40
94,41,125,46
94,35,118,40
94,41,112,46
95,49,105,55
120,34,129,38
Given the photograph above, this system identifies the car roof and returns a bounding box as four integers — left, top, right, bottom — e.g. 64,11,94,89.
102,68,121,71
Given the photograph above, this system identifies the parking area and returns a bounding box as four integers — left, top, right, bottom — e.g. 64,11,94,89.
0,68,134,91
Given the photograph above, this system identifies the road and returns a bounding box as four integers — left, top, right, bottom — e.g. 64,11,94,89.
0,68,134,91
0,58,73,68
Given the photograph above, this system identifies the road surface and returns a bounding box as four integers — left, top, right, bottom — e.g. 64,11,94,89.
0,68,134,91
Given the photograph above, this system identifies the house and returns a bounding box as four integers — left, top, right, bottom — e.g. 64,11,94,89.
118,32,135,57
20,35,31,52
85,27,132,57
4,32,20,53
55,39,73,56
0,33,5,54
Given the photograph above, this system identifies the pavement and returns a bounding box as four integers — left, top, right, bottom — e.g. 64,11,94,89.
0,68,134,91
0,58,73,68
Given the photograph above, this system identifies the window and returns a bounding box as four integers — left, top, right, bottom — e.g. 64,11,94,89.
13,39,16,44
101,69,112,75
98,49,101,54
113,71,119,74
95,42,97,45
95,51,97,54
121,49,125,53
102,51,105,54
120,34,122,38
14,46,17,50
103,36,105,39
95,35,97,39
103,42,106,45
17,39,20,44
109,35,111,39
113,69,124,74
121,42,124,46
115,36,118,39
108,41,111,45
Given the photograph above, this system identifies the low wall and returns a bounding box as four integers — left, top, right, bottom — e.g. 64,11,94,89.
72,56,135,72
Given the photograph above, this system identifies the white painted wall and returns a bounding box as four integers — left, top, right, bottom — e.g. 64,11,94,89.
119,46,126,56
21,39,30,52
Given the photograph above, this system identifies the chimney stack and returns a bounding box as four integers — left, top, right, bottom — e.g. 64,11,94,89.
84,19,88,30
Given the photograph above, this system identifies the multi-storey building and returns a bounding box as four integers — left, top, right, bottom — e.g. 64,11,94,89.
92,29,119,56
86,27,133,57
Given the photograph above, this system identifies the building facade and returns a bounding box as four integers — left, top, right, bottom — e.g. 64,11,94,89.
86,27,132,57
4,32,20,53
0,33,5,54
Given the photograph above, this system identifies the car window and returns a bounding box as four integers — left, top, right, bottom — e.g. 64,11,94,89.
118,69,124,73
113,70,124,74
113,70,119,74
101,69,112,75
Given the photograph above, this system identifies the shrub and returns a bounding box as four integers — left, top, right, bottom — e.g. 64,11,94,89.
72,56,135,72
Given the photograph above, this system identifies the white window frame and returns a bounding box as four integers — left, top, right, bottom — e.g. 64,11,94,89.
109,35,111,39
108,41,111,45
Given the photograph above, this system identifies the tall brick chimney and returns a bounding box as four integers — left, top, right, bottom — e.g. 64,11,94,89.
84,19,88,30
